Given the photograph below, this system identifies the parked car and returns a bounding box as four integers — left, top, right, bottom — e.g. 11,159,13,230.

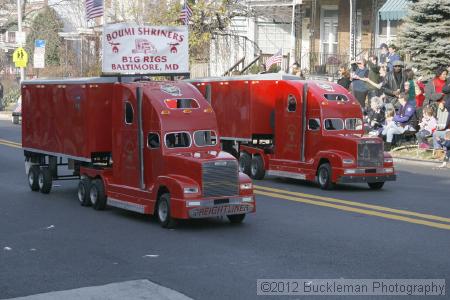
12,96,21,124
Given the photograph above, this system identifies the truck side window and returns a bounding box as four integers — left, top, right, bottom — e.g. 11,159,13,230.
287,95,297,112
194,130,217,147
125,102,133,124
308,119,320,131
147,133,160,149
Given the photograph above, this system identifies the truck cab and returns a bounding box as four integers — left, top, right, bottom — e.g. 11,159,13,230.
22,78,255,228
191,75,396,190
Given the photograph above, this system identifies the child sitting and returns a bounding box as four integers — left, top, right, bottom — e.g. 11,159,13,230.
366,96,386,136
437,131,450,168
416,106,437,149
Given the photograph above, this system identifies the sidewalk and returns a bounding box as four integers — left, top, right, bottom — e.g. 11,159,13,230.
390,146,448,167
0,110,12,121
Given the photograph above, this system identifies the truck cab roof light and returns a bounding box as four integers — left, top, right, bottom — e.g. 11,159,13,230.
204,108,213,113
183,109,192,114
161,110,170,115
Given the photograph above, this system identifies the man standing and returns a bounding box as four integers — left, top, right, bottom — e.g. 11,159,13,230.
367,54,381,99
386,44,401,72
351,59,369,112
379,43,389,65
381,60,405,110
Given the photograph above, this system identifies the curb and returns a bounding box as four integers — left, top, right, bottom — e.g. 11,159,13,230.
392,156,442,167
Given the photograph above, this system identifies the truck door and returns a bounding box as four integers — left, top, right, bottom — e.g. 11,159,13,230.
112,86,140,188
274,88,303,161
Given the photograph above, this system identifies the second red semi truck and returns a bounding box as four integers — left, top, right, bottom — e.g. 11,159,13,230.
21,77,255,228
192,74,396,190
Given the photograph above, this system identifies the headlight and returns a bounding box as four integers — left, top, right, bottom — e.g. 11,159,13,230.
384,158,394,163
240,183,253,190
383,168,394,173
183,187,199,194
242,196,253,202
342,159,354,165
186,201,201,207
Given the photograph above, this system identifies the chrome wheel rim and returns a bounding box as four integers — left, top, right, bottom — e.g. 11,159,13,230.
90,186,98,205
158,200,168,222
78,183,86,203
239,159,246,172
319,168,328,186
38,173,44,189
251,163,257,176
28,170,35,186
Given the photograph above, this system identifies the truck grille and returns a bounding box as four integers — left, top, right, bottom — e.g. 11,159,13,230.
357,142,383,167
202,160,239,198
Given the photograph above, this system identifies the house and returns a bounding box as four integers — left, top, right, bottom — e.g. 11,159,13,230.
209,0,409,77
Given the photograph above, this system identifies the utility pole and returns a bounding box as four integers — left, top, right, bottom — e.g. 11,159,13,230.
17,0,25,82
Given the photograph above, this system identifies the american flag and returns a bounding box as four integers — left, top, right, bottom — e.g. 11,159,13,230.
265,49,283,70
86,0,103,21
179,2,193,25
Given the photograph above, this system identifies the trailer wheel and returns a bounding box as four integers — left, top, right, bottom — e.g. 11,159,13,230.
250,156,265,180
239,152,251,175
227,214,246,224
89,179,106,210
78,179,91,206
368,182,384,190
156,193,177,229
317,163,335,190
38,168,52,194
28,165,40,191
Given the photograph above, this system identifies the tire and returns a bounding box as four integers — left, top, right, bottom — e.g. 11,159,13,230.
38,168,52,194
250,155,265,180
156,193,177,229
89,179,107,210
368,182,384,190
78,179,91,206
28,165,40,191
238,152,251,176
317,163,335,190
227,214,246,224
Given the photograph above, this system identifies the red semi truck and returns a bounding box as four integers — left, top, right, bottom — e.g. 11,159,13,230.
192,74,396,190
21,77,255,227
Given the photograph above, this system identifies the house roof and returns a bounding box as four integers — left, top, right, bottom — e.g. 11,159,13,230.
379,0,409,21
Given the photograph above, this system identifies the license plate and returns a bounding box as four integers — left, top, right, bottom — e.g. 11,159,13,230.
189,204,254,219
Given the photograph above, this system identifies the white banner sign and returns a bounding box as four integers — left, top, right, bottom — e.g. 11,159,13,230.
102,23,189,75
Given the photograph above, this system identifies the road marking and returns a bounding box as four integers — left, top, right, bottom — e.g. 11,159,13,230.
255,189,450,231
255,185,450,224
0,138,21,148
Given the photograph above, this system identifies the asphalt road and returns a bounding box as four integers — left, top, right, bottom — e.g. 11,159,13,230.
1,119,449,300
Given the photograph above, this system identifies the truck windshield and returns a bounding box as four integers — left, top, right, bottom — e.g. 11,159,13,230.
345,118,363,130
165,132,191,148
324,118,344,131
194,130,217,147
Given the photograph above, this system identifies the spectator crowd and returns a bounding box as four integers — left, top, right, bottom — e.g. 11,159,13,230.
336,43,450,167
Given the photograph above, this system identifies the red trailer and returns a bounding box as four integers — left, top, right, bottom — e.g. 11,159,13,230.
192,74,396,190
21,77,255,227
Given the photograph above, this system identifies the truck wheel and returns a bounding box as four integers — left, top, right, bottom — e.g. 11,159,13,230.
89,179,107,210
317,163,335,190
156,193,177,229
368,182,384,190
38,168,52,194
239,152,251,175
78,179,91,206
227,214,246,224
28,165,40,191
250,156,265,180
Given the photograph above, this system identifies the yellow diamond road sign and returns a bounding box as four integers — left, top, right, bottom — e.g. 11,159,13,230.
13,47,28,68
